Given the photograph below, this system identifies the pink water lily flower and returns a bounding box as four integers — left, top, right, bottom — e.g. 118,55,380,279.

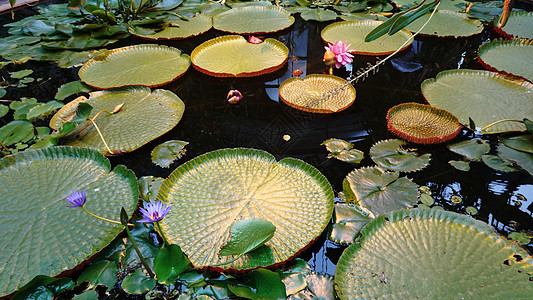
324,40,354,69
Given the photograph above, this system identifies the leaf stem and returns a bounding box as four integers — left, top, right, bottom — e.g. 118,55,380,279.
154,221,170,245
81,206,134,226
480,119,524,132
87,109,116,154
125,224,156,278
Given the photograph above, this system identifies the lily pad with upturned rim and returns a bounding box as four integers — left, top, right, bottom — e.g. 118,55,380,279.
191,35,288,77
0,146,138,297
335,208,533,299
213,6,294,35
321,21,413,56
478,39,533,83
387,102,462,144
493,11,533,40
78,44,191,89
156,148,334,270
421,69,533,133
279,74,356,113
130,14,212,40
405,10,484,38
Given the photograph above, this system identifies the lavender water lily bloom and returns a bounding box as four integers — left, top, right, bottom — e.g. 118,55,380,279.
138,200,172,222
66,189,86,207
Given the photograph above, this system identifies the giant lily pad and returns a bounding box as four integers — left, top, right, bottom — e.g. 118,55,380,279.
213,6,294,34
0,146,137,297
387,102,462,144
279,74,356,113
494,11,533,40
345,167,419,217
130,14,212,40
405,10,484,37
335,208,533,299
478,39,533,82
156,148,334,270
421,69,533,133
52,87,185,155
78,44,191,89
321,21,413,56
370,139,431,172
191,35,288,77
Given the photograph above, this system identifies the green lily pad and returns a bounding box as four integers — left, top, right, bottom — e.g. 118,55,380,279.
370,139,431,172
494,11,533,39
157,148,334,270
448,160,470,171
330,149,365,164
497,143,533,176
482,154,518,172
345,167,419,217
0,146,137,297
330,203,372,244
219,218,276,257
321,21,413,56
405,10,484,37
151,140,189,168
213,6,294,34
501,135,533,154
130,14,212,40
300,8,339,22
121,269,156,294
478,39,533,83
55,87,185,155
55,80,93,101
335,209,533,299
447,139,490,161
191,35,288,77
322,138,353,153
422,69,533,133
79,44,191,89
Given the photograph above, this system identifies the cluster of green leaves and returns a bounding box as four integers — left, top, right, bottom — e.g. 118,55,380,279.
284,0,392,22
447,137,519,173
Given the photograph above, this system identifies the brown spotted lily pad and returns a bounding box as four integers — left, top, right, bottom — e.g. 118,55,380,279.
387,102,462,144
279,74,356,113
191,35,288,77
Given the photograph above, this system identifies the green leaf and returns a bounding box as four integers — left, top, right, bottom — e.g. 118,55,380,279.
138,176,164,202
11,275,57,300
26,101,64,120
370,139,431,172
497,143,533,176
364,10,407,42
55,80,92,101
388,0,439,36
153,244,191,284
219,218,276,257
500,135,533,154
300,8,338,22
478,39,533,83
123,222,160,266
10,69,33,79
321,138,353,153
228,268,286,300
0,104,8,118
73,290,99,300
331,149,364,164
419,193,434,206
448,160,470,171
330,203,372,244
0,88,6,98
447,139,490,161
77,260,118,288
482,154,518,172
121,269,156,294
213,6,294,34
0,120,34,146
508,232,532,245
151,140,189,168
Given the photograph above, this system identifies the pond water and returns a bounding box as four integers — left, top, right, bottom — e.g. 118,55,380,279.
1,1,532,296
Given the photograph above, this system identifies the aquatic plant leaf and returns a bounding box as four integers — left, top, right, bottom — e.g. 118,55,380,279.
321,21,413,56
331,149,365,164
345,167,419,217
421,69,533,133
59,87,185,155
10,69,33,79
500,135,533,154
26,101,63,120
11,275,74,300
497,143,533,176
0,120,33,146
279,74,356,113
447,139,490,161
370,139,431,172
387,102,462,144
79,44,190,89
228,268,286,299
448,160,470,171
191,35,288,77
73,290,98,300
0,146,138,296
304,273,335,300
157,148,334,270
330,203,372,244
121,269,156,295
493,11,533,39
300,8,339,22
153,244,191,284
77,260,119,288
478,39,533,82
55,80,92,101
130,14,212,40
322,138,353,153
335,209,533,299
219,218,276,257
508,232,532,245
405,10,484,37
0,104,8,118
138,176,164,202
151,140,189,168
213,6,294,34
482,154,518,172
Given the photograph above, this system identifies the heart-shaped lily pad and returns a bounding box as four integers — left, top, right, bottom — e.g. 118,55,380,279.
191,35,288,77
0,146,137,297
156,148,334,270
279,74,356,113
478,38,533,83
213,5,294,34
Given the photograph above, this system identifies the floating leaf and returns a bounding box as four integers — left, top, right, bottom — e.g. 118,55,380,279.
157,148,334,270
153,244,191,285
191,35,288,77
330,203,372,244
478,39,533,83
130,14,212,40
447,139,490,161
482,154,518,172
11,275,73,300
497,143,533,176
405,10,484,37
450,195,462,204
26,101,63,120
79,44,191,89
0,104,8,118
321,138,353,153
121,269,156,294
213,6,294,34
228,268,286,300
500,135,533,154
331,149,365,164
508,232,532,245
151,140,189,168
387,102,462,144
138,176,164,202
465,206,478,215
77,260,118,288
0,147,138,296
493,11,533,39
219,218,276,257
345,167,419,217
370,139,431,172
55,80,92,101
0,120,33,146
422,69,533,133
279,74,356,113
419,193,434,206
449,160,470,171
10,69,33,79
321,21,413,56
300,8,339,22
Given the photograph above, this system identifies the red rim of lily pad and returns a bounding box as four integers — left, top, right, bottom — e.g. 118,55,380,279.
493,12,533,40
477,38,533,83
387,102,462,144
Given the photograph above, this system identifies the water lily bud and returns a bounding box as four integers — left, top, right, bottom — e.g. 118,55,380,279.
292,69,303,77
249,36,263,44
323,50,336,66
227,90,242,104
113,102,125,113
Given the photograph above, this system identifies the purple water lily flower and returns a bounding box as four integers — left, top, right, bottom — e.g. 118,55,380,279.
137,200,172,223
324,40,354,69
66,189,86,207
